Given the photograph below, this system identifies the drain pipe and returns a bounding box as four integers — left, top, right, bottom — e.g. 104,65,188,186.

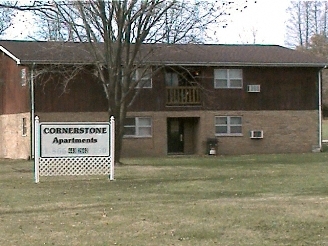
318,66,327,151
30,63,35,159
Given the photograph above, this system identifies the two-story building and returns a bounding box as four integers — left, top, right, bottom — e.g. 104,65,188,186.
0,40,327,159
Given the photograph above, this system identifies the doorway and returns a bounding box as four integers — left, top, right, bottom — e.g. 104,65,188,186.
167,118,184,154
167,117,199,155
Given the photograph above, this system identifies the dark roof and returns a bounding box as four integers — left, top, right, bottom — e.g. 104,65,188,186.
0,40,327,67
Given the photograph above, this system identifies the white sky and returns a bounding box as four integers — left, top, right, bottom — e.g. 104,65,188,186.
4,0,291,46
216,0,290,46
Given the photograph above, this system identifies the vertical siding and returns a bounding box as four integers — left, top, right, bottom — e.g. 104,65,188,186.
32,66,320,113
34,69,108,112
0,54,30,114
0,54,4,115
129,66,319,112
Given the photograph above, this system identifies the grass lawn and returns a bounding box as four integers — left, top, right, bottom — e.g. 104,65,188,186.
1,154,328,245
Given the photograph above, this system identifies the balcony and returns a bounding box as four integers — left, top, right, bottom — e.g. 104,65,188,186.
166,86,201,106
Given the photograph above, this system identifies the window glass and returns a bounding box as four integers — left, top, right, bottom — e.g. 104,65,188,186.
215,69,227,79
215,116,242,135
230,79,242,88
230,117,242,125
124,117,152,137
139,127,151,136
216,117,227,125
124,117,135,126
214,79,228,88
21,68,27,86
214,69,242,89
22,118,27,136
138,117,151,126
216,126,227,134
230,126,242,134
134,68,152,88
165,72,179,86
229,69,242,78
124,127,136,136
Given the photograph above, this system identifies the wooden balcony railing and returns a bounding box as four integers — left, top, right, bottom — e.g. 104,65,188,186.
166,86,201,105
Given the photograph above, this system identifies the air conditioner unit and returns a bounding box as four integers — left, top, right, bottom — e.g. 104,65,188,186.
250,130,263,139
247,85,261,92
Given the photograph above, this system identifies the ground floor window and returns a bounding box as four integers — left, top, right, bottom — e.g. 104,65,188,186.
215,116,242,136
124,117,152,137
22,117,27,136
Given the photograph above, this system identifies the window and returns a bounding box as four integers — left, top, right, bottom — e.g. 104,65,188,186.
215,116,242,136
214,69,242,88
21,68,27,86
22,117,27,136
165,72,179,86
124,117,152,137
133,68,152,88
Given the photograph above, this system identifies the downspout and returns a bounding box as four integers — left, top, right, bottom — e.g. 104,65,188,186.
30,63,35,159
318,66,327,151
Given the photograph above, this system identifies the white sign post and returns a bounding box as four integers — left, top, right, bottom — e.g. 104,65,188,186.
34,116,115,183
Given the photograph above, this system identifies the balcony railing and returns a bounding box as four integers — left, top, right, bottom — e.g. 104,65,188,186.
166,86,201,105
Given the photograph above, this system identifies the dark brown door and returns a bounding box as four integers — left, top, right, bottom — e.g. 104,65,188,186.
167,118,184,153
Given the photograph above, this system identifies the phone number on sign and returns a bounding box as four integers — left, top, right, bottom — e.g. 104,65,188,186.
42,147,108,156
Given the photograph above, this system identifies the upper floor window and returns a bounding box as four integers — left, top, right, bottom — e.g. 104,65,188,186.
215,116,242,136
133,68,152,88
124,117,152,137
214,69,242,89
21,68,27,86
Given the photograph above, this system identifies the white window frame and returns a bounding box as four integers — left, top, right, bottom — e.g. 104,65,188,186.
21,68,27,86
124,117,152,138
215,116,242,136
22,117,27,136
133,68,152,88
214,69,243,89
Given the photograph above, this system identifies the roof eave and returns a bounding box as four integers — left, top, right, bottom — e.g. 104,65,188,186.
20,60,94,66
149,61,328,67
0,46,21,65
18,60,328,68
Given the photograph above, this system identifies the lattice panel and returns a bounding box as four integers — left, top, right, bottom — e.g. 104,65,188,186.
39,157,111,176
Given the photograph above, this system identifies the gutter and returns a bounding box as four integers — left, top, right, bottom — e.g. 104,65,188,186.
140,61,328,68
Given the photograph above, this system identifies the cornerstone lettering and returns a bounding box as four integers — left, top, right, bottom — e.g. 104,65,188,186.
43,127,107,134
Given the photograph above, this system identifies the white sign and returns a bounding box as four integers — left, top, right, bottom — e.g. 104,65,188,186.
40,123,110,157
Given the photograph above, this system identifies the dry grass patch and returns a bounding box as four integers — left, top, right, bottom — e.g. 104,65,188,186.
1,154,328,245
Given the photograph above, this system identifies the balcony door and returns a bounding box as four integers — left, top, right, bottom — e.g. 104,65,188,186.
165,72,179,87
167,118,184,154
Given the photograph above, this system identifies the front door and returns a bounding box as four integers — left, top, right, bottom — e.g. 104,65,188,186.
167,118,184,154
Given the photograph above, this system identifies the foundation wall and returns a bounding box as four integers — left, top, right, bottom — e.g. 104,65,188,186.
0,112,31,159
34,110,319,158
124,110,319,156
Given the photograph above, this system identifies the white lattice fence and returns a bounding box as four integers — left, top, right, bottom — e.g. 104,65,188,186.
39,157,111,176
34,116,115,183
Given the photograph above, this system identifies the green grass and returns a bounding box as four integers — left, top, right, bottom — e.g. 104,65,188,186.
323,120,328,140
1,154,328,245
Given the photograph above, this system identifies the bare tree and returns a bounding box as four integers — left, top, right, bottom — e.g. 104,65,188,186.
0,1,15,36
31,11,73,41
286,1,328,48
3,0,252,162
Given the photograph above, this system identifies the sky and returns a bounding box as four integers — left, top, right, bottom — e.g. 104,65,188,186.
217,0,291,46
4,0,291,47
